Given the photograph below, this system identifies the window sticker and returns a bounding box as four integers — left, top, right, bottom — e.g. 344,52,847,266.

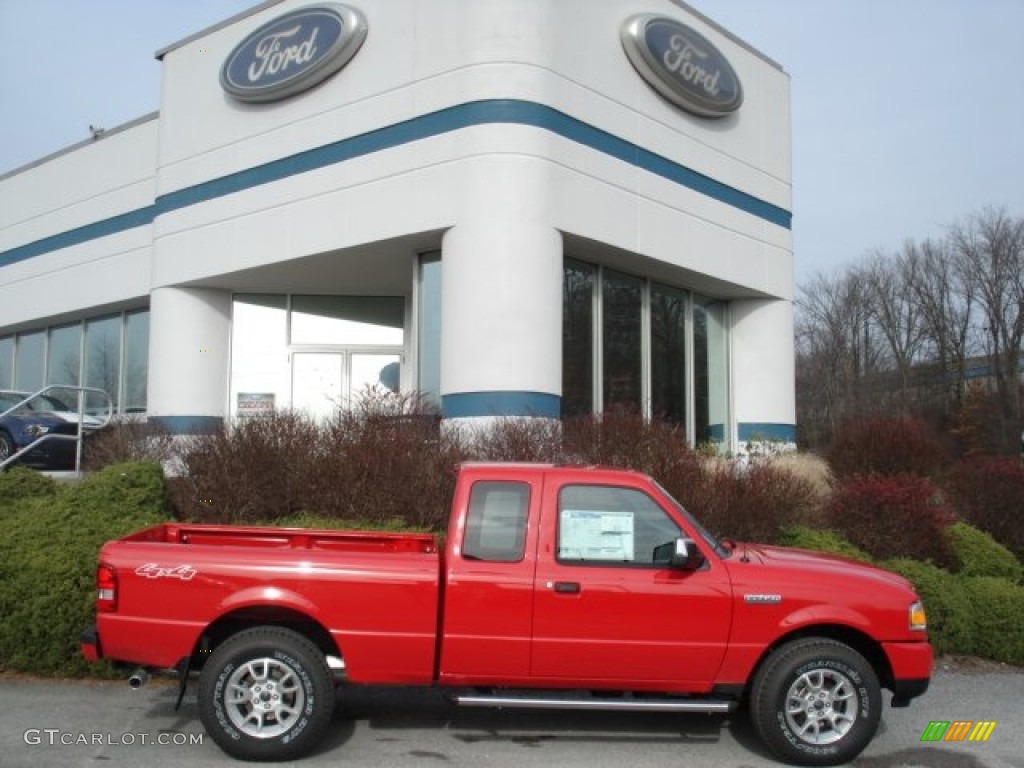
559,509,634,562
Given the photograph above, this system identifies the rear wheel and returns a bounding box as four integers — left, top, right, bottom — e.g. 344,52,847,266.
750,638,881,766
198,626,334,761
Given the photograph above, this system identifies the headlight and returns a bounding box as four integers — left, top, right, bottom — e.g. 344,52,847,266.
25,424,51,437
909,600,927,632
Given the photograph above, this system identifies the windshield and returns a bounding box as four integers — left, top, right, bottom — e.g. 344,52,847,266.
0,392,72,412
653,480,730,559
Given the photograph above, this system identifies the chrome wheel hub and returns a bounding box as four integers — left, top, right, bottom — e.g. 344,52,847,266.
784,668,859,745
225,657,305,739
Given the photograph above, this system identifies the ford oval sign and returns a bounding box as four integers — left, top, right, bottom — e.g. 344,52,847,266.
221,4,367,103
621,14,742,118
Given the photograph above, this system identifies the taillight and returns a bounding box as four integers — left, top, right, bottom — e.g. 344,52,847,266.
96,564,117,613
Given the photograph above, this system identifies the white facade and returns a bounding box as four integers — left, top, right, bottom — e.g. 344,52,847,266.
0,0,795,449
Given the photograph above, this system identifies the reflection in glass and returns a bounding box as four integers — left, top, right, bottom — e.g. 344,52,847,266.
694,296,728,444
15,331,45,392
602,270,642,408
292,352,343,421
562,261,594,417
651,284,686,424
85,316,121,412
291,296,403,346
0,336,16,390
418,254,442,409
351,353,402,399
47,323,82,387
123,311,149,412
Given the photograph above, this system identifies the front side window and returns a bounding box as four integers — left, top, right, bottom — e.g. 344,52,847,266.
557,485,680,566
462,481,530,563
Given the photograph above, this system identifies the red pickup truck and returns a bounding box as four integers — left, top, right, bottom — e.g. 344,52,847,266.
82,462,931,766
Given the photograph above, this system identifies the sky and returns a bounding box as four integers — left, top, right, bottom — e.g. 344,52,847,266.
1,0,1022,284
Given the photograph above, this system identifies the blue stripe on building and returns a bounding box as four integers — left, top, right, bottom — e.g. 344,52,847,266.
442,390,561,420
1,100,792,269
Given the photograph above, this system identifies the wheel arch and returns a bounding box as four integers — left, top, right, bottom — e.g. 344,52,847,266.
749,624,894,696
191,605,342,670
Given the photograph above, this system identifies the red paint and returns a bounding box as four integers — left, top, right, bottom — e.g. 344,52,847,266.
82,462,931,697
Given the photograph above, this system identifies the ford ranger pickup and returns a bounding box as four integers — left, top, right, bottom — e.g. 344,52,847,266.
81,462,931,765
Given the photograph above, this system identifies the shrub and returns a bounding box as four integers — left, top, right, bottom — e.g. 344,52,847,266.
83,417,175,471
172,409,322,523
0,462,170,677
944,456,1024,560
828,475,956,567
776,525,874,563
960,576,1024,666
827,415,950,480
684,462,822,543
0,466,57,505
946,522,1023,582
884,558,973,656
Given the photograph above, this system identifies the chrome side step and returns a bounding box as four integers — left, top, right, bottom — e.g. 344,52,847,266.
453,693,736,714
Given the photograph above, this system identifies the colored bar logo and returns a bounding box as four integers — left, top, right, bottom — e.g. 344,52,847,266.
921,721,997,742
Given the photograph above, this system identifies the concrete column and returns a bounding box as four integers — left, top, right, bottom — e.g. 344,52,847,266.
147,286,231,433
730,298,797,449
439,160,563,424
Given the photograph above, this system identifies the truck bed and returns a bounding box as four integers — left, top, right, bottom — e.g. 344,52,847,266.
97,523,442,682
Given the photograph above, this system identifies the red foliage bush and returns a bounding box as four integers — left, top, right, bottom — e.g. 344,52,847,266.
170,400,825,541
827,474,956,566
944,456,1024,560
827,415,951,481
683,462,821,544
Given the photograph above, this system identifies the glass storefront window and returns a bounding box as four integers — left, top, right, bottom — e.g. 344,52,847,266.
694,296,729,445
291,296,403,346
562,261,594,417
418,254,442,409
84,316,121,412
123,310,149,413
651,284,687,424
47,323,81,387
561,259,730,448
14,331,44,392
0,336,13,390
602,270,643,408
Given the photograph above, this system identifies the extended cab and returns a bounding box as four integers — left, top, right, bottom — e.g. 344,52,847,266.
82,463,931,765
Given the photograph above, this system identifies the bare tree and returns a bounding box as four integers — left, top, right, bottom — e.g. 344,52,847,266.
902,238,975,413
864,250,927,412
949,208,1024,450
796,268,883,445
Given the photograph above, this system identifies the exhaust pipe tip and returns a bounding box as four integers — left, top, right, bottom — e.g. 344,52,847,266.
128,668,150,689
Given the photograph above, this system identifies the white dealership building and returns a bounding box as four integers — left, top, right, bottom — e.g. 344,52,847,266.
0,0,795,450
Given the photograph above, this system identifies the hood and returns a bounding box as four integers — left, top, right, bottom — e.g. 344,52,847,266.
46,411,105,429
731,542,915,590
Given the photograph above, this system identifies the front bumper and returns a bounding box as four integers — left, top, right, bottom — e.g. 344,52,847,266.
884,640,933,707
80,624,101,663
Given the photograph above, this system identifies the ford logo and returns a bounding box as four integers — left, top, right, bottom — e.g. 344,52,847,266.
221,3,367,103
620,14,742,118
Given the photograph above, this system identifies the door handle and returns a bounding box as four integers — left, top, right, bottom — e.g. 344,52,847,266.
550,581,581,594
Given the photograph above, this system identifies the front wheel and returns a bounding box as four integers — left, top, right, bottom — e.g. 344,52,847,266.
198,626,334,761
749,638,881,766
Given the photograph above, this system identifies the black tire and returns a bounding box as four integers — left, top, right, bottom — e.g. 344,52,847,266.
749,638,881,766
198,626,334,762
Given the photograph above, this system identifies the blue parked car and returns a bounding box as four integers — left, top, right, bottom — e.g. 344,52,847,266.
0,390,105,470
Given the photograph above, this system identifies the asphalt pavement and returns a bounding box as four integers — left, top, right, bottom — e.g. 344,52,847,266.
1,664,1021,768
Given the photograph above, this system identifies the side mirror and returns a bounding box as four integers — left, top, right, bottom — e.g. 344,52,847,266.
655,537,705,570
